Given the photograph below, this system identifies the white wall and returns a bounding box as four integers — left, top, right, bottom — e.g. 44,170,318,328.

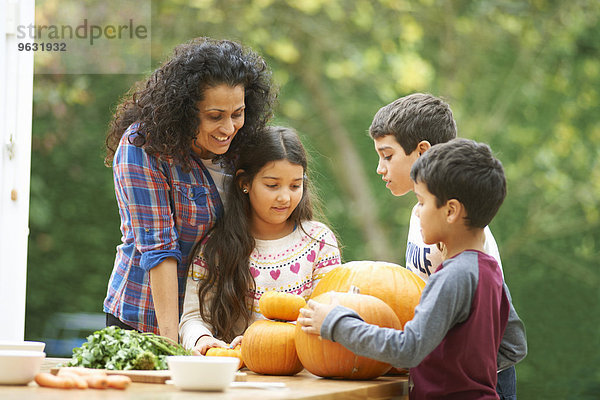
0,0,35,340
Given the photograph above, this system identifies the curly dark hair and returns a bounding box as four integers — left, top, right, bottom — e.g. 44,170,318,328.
105,37,277,170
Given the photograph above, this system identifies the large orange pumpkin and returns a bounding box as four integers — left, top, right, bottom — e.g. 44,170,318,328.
311,261,425,328
295,291,402,379
259,290,306,321
241,320,303,376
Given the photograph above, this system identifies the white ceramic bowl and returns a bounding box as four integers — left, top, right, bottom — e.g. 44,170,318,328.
0,350,46,385
0,340,46,352
167,355,239,391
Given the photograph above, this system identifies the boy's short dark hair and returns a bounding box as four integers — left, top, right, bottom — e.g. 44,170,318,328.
369,93,457,155
410,138,506,228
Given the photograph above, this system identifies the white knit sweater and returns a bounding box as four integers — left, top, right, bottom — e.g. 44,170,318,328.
179,220,341,349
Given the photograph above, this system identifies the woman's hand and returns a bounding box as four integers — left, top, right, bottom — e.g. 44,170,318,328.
297,294,339,335
192,335,228,355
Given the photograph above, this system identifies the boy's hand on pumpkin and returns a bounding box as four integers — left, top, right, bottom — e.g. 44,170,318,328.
298,293,339,335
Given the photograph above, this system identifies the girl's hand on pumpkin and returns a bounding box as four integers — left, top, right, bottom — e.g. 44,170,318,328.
193,335,228,355
229,335,243,349
298,294,339,335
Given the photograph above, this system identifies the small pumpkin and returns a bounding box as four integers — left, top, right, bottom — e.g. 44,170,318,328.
311,261,425,328
295,291,402,380
241,320,303,376
259,290,307,321
205,344,244,369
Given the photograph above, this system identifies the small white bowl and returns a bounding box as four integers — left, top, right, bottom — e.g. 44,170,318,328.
0,350,46,385
0,340,46,352
167,355,239,391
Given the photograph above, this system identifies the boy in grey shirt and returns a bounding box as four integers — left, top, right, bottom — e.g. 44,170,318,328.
299,139,527,400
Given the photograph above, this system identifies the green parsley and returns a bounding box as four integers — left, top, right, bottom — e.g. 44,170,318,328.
66,326,191,370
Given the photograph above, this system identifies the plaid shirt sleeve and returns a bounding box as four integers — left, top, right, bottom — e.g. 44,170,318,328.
113,135,181,271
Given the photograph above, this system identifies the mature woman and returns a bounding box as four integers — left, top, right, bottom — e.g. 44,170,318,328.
103,37,277,342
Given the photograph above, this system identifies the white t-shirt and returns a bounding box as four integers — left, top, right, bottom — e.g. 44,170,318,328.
201,159,232,207
405,204,503,282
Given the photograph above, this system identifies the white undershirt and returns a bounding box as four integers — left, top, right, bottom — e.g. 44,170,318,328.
201,159,232,207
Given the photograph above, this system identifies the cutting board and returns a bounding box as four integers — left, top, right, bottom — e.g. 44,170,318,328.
50,367,247,384
50,367,171,384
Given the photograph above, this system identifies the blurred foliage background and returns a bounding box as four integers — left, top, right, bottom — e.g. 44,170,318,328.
25,0,599,398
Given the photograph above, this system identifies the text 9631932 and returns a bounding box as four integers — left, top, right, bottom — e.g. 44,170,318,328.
18,42,67,52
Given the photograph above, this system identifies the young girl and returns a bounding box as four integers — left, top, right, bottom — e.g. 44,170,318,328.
179,126,342,354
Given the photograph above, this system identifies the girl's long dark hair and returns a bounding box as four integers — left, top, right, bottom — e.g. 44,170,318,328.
105,37,277,171
194,126,315,341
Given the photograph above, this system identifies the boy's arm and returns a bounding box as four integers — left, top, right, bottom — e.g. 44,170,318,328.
315,263,475,368
497,283,528,370
482,228,525,368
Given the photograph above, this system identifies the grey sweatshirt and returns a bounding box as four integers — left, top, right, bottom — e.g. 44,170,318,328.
320,251,527,371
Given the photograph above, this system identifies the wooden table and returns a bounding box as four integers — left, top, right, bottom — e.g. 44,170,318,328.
0,358,409,399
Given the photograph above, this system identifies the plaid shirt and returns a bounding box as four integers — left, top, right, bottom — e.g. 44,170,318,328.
103,125,224,334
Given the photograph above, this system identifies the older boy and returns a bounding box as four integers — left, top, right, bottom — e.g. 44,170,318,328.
369,93,516,399
299,139,527,400
369,93,504,279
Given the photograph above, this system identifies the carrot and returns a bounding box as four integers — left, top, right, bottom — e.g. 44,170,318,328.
58,372,88,389
57,369,98,389
34,372,74,389
106,375,132,390
84,374,109,389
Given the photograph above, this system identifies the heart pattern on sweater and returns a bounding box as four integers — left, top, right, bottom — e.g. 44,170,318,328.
250,267,260,278
270,270,281,280
307,250,316,263
290,263,300,274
